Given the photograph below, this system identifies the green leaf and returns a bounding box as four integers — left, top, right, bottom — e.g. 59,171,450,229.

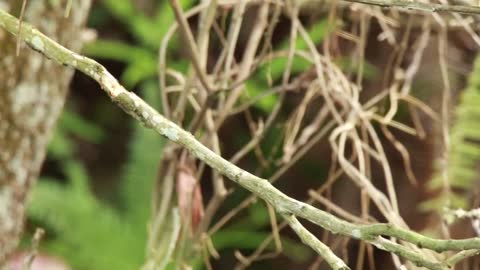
121,59,157,87
212,229,312,262
59,110,106,143
101,0,137,22
419,194,468,212
244,80,278,112
248,201,270,227
246,19,334,112
47,128,74,159
83,39,155,64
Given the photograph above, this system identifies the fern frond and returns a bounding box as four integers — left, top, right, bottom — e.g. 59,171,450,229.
28,162,145,270
27,82,164,269
421,55,480,212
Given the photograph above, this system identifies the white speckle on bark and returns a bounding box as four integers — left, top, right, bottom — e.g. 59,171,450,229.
0,189,15,232
101,70,121,96
141,111,149,119
351,229,362,239
163,127,179,141
7,140,30,186
9,82,50,128
31,36,45,52
9,83,35,114
3,56,13,66
27,105,48,128
152,115,162,126
73,53,83,60
334,261,347,269
133,98,140,107
225,168,242,182
30,54,43,71
86,68,99,81
10,160,27,186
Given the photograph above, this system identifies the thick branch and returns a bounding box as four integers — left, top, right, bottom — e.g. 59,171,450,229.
340,0,480,15
1,8,479,269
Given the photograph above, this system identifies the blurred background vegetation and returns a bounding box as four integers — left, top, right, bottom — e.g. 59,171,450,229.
26,1,314,268
18,0,480,269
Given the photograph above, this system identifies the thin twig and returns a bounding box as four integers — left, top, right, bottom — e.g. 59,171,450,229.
65,0,73,18
21,228,44,270
214,1,268,130
439,26,452,214
16,0,28,56
194,109,228,238
158,3,208,119
168,0,213,92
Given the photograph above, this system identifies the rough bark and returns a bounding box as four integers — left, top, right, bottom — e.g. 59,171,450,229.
0,0,91,263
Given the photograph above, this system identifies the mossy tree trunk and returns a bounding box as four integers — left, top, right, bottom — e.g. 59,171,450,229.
0,0,91,263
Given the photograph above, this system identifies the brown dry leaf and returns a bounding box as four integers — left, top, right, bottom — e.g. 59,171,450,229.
176,161,205,232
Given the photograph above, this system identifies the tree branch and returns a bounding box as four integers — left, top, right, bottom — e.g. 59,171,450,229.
340,0,480,15
1,8,480,269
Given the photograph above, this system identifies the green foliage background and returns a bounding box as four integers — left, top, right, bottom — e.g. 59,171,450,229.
25,0,480,269
26,1,317,268
28,1,186,268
